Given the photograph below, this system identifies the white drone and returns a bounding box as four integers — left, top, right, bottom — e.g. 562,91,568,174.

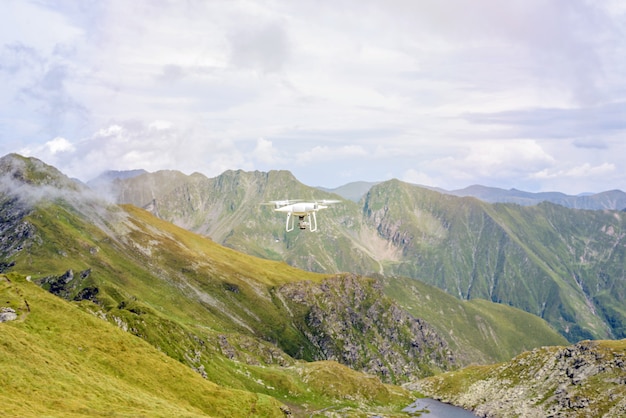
265,199,340,232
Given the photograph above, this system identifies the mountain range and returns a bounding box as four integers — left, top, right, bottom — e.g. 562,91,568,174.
318,180,626,210
3,153,626,416
442,184,626,210
91,166,626,344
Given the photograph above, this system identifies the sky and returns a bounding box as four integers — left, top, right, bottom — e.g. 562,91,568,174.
1,0,626,194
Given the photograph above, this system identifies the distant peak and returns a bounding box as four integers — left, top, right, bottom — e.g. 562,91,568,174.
0,153,78,190
87,169,148,186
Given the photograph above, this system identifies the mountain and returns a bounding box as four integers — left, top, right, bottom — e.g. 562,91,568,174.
413,339,626,417
86,169,148,201
0,154,415,416
320,180,626,210
446,184,626,210
1,153,568,416
102,168,626,343
86,169,147,189
317,181,380,202
361,180,626,342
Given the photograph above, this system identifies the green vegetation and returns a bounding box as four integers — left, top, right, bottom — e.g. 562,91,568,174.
0,274,284,417
361,180,626,342
0,269,415,417
277,274,457,382
383,276,567,365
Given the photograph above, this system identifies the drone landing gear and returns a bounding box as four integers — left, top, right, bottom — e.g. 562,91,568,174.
285,212,317,232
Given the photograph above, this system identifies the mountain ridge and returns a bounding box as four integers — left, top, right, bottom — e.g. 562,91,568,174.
445,184,626,210
92,163,626,343
90,167,626,209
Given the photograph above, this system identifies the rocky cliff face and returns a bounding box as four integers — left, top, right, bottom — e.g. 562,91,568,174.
414,339,626,417
277,274,455,383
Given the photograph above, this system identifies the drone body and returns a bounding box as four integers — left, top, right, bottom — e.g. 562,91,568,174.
266,199,339,231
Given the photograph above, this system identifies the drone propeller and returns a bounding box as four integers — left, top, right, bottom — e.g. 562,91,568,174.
314,199,341,205
261,199,303,208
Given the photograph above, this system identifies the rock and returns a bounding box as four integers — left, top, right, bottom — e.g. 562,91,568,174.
218,335,237,360
38,268,94,301
417,339,626,417
277,274,455,383
0,307,17,322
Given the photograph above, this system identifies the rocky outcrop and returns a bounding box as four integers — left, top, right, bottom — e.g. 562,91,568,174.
415,340,626,417
37,269,95,301
0,307,17,322
277,274,455,383
0,194,36,259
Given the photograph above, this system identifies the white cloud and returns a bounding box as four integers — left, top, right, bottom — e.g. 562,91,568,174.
295,145,367,164
532,162,616,180
462,140,555,176
253,137,283,164
402,169,437,187
96,125,124,137
45,137,75,154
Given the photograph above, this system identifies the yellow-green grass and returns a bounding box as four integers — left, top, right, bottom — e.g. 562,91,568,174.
0,274,416,417
3,199,417,416
0,274,284,417
122,204,327,287
12,202,326,347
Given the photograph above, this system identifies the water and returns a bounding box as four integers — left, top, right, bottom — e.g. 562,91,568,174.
403,398,478,417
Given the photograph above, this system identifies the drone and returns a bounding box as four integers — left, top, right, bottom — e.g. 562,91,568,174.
265,199,340,232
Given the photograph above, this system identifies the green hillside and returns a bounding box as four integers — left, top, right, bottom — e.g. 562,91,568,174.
0,273,283,418
362,180,626,342
383,276,568,365
109,168,384,274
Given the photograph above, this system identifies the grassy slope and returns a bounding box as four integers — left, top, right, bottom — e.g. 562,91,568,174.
151,178,570,371
114,169,384,275
19,201,325,334
0,274,283,418
16,200,569,367
7,201,415,416
384,276,568,365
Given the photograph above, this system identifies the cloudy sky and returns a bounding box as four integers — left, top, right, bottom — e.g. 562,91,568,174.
1,0,626,193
